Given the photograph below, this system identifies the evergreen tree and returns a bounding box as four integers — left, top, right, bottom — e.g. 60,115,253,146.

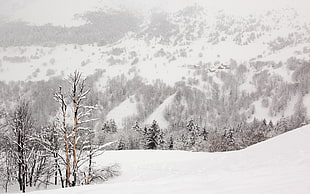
132,120,142,132
200,128,208,140
266,120,276,138
102,119,118,133
117,138,125,150
262,119,267,126
221,127,235,151
110,119,117,133
102,122,110,132
276,117,288,133
130,121,145,149
268,120,274,128
259,119,268,135
184,119,200,150
144,120,164,149
168,136,174,150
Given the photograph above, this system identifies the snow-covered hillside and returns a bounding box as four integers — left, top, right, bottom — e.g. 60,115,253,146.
144,93,176,128
0,1,309,84
8,124,310,194
0,0,309,130
106,95,138,128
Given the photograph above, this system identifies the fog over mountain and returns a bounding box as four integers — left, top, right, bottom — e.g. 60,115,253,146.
0,0,310,26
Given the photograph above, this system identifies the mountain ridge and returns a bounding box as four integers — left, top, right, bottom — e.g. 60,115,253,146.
0,3,309,130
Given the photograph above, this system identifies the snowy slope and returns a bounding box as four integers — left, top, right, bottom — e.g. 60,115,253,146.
105,95,138,128
144,93,176,128
249,94,299,122
0,3,309,84
11,124,310,194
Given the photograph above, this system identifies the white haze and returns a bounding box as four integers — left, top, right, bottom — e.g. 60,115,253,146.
0,0,309,26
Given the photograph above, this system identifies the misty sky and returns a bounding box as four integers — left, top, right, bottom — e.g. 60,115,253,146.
0,0,309,26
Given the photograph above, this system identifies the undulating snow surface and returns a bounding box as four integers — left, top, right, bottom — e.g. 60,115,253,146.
10,124,310,194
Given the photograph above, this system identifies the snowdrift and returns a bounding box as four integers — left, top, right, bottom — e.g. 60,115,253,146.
11,124,310,194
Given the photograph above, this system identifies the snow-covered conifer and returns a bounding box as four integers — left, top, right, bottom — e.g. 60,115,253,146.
144,120,164,149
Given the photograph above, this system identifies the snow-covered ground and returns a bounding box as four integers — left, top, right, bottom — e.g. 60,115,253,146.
9,124,310,194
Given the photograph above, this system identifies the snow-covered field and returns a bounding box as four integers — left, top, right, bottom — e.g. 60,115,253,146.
9,124,310,194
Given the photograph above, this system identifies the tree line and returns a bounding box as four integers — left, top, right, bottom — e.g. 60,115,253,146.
0,71,119,193
108,116,307,152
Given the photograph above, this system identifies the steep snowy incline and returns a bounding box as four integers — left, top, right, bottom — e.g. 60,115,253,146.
12,124,310,194
105,95,138,128
144,93,176,128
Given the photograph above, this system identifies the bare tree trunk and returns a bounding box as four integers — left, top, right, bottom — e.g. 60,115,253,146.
72,91,78,186
87,148,92,184
54,153,57,185
18,128,26,193
71,71,83,187
57,163,64,188
5,150,11,193
45,170,50,189
22,164,26,193
64,131,71,187
25,163,28,187
55,86,71,187
34,156,46,187
63,103,71,187
21,133,25,193
18,131,22,192
29,157,37,187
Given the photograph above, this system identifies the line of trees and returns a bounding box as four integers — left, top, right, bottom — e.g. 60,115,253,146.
0,71,119,193
111,116,307,152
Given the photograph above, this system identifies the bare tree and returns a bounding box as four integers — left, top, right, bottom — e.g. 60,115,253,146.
54,86,71,187
0,108,13,193
53,70,97,187
68,70,97,186
33,125,65,188
9,100,34,193
47,125,64,188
